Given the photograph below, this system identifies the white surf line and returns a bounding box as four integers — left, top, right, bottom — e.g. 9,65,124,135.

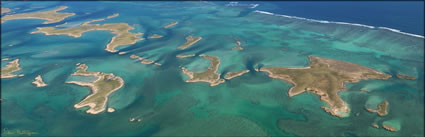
254,10,424,39
225,2,259,9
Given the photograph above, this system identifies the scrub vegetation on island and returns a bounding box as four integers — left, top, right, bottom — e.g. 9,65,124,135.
260,56,391,117
1,59,24,79
2,6,75,24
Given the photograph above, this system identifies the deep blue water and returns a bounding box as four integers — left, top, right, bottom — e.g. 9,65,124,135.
220,1,424,36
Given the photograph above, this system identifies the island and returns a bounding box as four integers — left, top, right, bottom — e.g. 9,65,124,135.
382,124,397,132
2,58,10,61
31,23,144,53
232,40,243,50
148,34,163,39
177,35,202,50
163,21,178,28
176,54,196,58
81,13,119,26
181,54,225,86
66,64,124,114
2,6,75,24
1,8,11,14
366,100,389,116
107,108,115,113
1,59,24,79
130,54,157,65
32,75,47,87
396,73,416,80
372,124,379,129
224,70,250,80
118,51,127,55
259,56,391,117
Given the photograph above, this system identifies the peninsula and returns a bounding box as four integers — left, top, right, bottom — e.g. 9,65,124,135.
260,56,391,117
31,23,144,53
366,100,389,116
32,75,47,87
66,64,124,114
2,6,75,24
1,59,24,79
177,35,202,50
181,54,225,86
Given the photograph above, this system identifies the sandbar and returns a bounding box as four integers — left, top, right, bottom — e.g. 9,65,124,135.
2,8,11,14
32,75,47,87
366,100,389,116
372,124,379,128
2,58,10,61
224,70,250,80
163,21,178,28
66,64,124,114
177,35,202,50
148,34,163,39
1,59,24,79
107,108,115,113
81,13,119,26
31,23,144,53
260,56,391,117
382,124,397,132
232,40,243,50
2,6,75,24
396,73,416,80
118,51,127,55
176,54,196,58
181,54,225,86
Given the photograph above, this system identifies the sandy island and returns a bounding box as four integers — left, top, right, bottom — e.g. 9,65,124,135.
224,70,250,80
32,75,47,87
130,54,159,65
81,13,119,26
366,100,389,116
118,51,127,55
2,6,75,24
232,40,243,50
396,73,416,80
1,59,24,79
382,124,397,132
66,64,124,114
177,35,202,50
107,108,115,113
31,22,144,53
181,54,225,86
148,34,163,39
2,8,11,14
163,21,178,28
372,124,379,128
176,54,196,58
259,56,391,117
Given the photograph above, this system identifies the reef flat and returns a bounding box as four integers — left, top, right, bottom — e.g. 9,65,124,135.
66,64,124,114
1,6,75,24
260,56,391,117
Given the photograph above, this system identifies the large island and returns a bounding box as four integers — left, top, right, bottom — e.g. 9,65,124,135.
260,56,391,117
1,6,75,24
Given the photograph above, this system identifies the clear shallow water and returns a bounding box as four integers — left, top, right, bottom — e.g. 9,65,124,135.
1,1,424,136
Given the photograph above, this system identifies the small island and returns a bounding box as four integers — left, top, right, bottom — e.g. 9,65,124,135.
148,34,163,39
31,23,144,53
118,51,127,55
181,54,225,86
130,54,157,65
1,59,24,79
66,64,124,114
366,100,389,116
163,21,178,28
224,70,250,80
382,124,397,132
396,73,416,80
260,56,391,117
2,8,11,14
372,124,379,129
177,35,202,50
32,75,47,87
232,40,243,50
176,54,196,58
2,6,75,24
81,13,119,26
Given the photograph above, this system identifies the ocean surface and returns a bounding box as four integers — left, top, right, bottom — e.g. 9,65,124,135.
1,1,424,136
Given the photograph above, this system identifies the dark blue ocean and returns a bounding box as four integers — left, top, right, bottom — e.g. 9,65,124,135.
218,1,424,36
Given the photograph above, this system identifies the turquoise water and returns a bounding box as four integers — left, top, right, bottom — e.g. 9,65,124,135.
1,1,424,136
